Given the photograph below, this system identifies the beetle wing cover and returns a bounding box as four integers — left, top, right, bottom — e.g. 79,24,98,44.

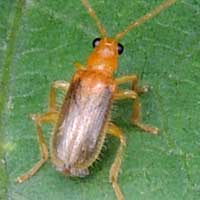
53,71,114,170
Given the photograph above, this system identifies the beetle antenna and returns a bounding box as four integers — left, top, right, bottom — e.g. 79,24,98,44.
82,0,107,37
115,0,176,41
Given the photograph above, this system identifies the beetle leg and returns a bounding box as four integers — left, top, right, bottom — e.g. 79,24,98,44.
16,111,59,183
74,62,86,70
116,75,149,94
114,90,159,134
49,80,70,112
107,122,126,200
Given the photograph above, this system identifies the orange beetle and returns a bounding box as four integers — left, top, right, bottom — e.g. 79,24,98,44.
17,1,176,200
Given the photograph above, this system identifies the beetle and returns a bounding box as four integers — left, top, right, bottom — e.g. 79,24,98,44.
17,0,176,200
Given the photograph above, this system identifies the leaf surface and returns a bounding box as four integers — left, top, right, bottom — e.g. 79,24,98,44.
0,0,200,199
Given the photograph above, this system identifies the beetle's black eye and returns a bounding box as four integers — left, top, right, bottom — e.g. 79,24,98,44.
118,43,124,55
92,38,101,48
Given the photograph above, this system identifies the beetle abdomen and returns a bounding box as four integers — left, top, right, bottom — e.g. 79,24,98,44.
52,70,115,176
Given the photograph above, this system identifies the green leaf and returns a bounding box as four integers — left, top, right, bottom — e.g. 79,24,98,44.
1,0,200,200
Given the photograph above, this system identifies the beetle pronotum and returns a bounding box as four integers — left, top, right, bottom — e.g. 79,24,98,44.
17,1,176,199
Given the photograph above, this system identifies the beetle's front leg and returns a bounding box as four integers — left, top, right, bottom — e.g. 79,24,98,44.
49,80,70,112
74,62,86,70
114,90,159,134
116,75,149,94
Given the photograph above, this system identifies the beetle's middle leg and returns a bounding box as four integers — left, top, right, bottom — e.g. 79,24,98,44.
114,90,159,134
107,122,126,200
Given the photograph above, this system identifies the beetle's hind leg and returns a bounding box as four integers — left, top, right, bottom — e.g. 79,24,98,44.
16,112,59,183
17,80,70,183
107,122,126,200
